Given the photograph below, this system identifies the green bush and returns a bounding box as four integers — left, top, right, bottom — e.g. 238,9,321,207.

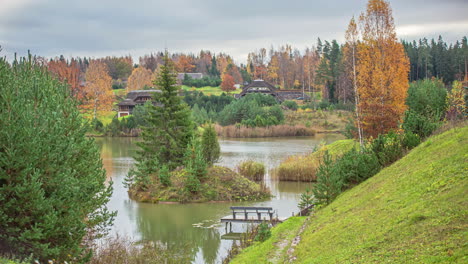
254,222,271,242
334,148,381,185
370,132,404,167
201,123,220,165
403,79,447,138
158,165,171,186
402,110,440,139
237,160,265,181
282,100,298,110
402,131,421,150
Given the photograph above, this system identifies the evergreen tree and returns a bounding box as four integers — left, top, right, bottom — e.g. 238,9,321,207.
201,123,220,165
0,56,114,261
313,151,343,205
184,137,206,193
131,51,193,181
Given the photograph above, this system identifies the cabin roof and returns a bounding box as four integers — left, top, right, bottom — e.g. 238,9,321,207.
118,89,161,106
241,79,277,92
177,73,203,80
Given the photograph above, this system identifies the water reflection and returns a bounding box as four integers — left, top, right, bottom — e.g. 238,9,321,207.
95,134,343,263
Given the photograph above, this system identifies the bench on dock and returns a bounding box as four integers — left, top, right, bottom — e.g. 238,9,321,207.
230,206,274,221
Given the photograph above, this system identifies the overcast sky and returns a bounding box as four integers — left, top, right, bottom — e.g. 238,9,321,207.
0,0,467,64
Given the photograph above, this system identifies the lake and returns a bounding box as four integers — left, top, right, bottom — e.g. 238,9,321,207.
96,133,343,263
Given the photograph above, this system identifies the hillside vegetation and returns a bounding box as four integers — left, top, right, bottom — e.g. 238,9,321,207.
275,139,357,181
232,126,468,263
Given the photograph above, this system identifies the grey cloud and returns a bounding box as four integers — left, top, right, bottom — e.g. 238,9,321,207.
0,0,466,62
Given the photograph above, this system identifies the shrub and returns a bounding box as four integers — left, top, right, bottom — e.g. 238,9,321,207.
370,132,404,167
254,222,271,242
333,148,381,185
403,78,447,138
282,100,298,110
402,131,421,150
91,118,104,132
201,123,220,165
158,165,171,186
237,160,265,181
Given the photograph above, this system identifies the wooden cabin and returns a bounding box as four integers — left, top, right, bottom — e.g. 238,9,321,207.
237,79,310,102
117,90,161,118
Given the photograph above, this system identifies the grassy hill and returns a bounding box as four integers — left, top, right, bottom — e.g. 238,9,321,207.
232,126,467,263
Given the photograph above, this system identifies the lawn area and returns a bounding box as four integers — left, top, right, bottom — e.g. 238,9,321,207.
230,217,307,264
233,125,467,263
180,85,242,96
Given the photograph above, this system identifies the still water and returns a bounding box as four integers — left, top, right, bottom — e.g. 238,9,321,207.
96,134,343,263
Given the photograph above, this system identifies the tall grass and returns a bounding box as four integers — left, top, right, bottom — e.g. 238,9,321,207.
214,124,316,138
237,160,266,181
275,140,356,181
90,235,191,264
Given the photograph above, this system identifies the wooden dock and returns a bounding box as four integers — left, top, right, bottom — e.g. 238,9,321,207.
220,206,290,232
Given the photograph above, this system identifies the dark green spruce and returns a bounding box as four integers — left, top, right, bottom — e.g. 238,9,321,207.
127,51,193,189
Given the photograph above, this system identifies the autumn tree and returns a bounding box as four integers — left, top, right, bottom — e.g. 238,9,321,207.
48,58,81,99
83,60,113,119
127,66,153,92
176,54,195,73
343,17,364,146
446,80,466,120
221,73,236,93
356,0,410,138
139,53,160,72
99,56,133,80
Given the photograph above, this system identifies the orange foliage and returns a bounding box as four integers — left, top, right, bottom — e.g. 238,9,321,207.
221,73,235,92
176,55,195,73
127,66,153,92
83,61,114,118
356,0,410,138
48,58,81,99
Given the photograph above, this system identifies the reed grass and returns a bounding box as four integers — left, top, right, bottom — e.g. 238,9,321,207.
90,235,191,264
276,139,356,181
214,124,316,138
237,160,266,181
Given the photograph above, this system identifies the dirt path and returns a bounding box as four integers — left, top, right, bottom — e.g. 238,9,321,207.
269,215,311,263
286,215,310,263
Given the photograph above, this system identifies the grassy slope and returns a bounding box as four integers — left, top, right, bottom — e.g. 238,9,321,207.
297,126,468,263
233,126,467,263
231,217,307,264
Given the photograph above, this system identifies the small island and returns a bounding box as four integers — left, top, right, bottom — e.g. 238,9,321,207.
128,165,270,203
124,52,270,203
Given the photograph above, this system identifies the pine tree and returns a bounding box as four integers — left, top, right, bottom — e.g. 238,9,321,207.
0,56,114,261
131,51,194,182
312,151,344,205
201,123,221,165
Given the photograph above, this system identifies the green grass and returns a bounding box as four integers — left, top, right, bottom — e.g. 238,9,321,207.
233,126,468,263
231,217,307,264
180,85,242,96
